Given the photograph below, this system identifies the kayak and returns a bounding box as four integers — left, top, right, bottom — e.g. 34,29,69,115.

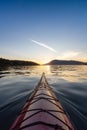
10,73,75,130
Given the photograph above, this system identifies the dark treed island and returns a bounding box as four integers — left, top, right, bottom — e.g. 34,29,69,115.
0,58,39,68
45,59,87,65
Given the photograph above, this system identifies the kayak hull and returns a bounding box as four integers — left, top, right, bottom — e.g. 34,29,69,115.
10,73,75,130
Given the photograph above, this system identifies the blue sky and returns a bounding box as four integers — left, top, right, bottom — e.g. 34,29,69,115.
0,0,87,63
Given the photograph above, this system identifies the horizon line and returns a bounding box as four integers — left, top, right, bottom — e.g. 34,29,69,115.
0,57,87,64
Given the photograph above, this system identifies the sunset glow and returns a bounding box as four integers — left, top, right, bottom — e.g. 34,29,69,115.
0,0,87,64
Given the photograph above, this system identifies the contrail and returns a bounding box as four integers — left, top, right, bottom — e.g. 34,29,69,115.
31,39,57,53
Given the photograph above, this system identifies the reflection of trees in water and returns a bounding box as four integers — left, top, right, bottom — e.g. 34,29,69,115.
50,65,62,71
0,66,10,71
49,65,61,76
0,64,87,81
0,65,40,78
50,65,82,73
49,65,87,82
50,65,65,76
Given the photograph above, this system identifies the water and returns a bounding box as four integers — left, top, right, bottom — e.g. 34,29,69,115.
0,65,87,130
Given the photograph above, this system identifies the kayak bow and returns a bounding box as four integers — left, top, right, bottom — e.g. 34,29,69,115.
10,73,75,130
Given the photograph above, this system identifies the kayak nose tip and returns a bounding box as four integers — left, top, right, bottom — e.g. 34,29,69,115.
42,72,45,75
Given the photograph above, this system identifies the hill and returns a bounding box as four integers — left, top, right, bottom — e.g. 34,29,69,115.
0,58,39,67
46,59,87,65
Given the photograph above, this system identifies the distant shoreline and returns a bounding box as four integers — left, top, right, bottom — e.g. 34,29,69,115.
45,59,87,65
0,58,39,68
0,58,87,69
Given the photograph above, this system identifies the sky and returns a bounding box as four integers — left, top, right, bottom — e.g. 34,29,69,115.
0,0,87,64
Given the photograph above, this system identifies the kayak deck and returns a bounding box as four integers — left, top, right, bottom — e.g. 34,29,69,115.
10,73,75,130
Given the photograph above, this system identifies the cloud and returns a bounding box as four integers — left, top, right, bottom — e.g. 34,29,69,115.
60,51,80,59
31,39,57,53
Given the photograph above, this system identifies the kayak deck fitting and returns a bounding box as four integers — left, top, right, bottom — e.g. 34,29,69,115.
10,73,75,130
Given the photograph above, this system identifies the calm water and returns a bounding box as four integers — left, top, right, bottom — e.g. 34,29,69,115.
0,65,87,130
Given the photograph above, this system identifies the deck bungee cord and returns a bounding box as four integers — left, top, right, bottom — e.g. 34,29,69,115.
10,73,75,130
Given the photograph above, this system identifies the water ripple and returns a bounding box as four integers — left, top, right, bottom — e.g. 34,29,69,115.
0,65,87,130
